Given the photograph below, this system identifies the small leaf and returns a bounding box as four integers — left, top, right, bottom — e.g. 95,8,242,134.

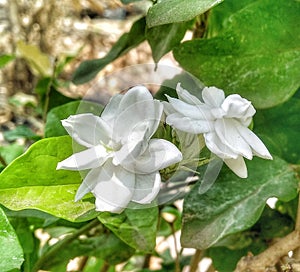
45,100,103,137
72,17,146,84
146,22,189,63
4,125,41,141
181,157,298,249
173,0,300,108
0,144,24,165
0,136,97,222
146,0,223,28
16,41,52,77
98,206,158,252
0,54,15,68
0,207,24,271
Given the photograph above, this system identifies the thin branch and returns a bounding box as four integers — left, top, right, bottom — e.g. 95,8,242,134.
235,230,300,272
189,249,203,272
32,219,100,272
170,222,181,272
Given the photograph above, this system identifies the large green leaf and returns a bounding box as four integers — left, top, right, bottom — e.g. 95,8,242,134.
146,22,189,63
174,0,300,108
254,94,300,164
146,0,223,28
45,100,103,137
98,206,158,252
181,157,298,249
0,136,97,222
0,207,24,271
72,17,146,84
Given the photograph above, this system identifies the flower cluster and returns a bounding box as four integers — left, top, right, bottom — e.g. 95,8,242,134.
57,83,272,213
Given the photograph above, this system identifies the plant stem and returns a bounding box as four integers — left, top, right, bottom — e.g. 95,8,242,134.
170,222,180,272
0,155,7,167
189,249,203,272
32,219,100,272
100,261,110,272
235,230,300,272
291,192,300,260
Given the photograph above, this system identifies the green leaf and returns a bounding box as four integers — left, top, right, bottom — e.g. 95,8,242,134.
0,54,15,68
16,41,52,77
72,17,146,84
208,239,267,272
254,94,300,164
0,144,24,165
0,207,24,271
4,126,41,141
98,206,158,252
41,228,134,270
181,157,298,249
0,136,97,222
173,0,300,108
146,22,189,63
45,100,103,137
121,0,142,3
146,0,223,28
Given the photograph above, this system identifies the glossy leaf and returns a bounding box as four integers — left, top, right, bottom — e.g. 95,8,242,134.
181,157,298,249
146,0,223,28
0,207,24,271
174,0,300,108
45,100,103,137
72,17,146,84
98,206,158,252
0,136,97,222
254,94,300,164
146,22,189,63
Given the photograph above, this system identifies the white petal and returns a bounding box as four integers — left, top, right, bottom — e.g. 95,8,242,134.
75,167,101,201
166,95,212,120
166,113,212,134
224,156,248,178
113,126,148,167
214,119,253,159
92,160,135,213
118,86,153,113
202,86,225,107
122,139,182,174
113,99,163,143
176,83,203,105
204,132,238,159
132,172,161,204
163,101,176,116
56,145,109,170
222,94,256,119
101,94,123,123
237,125,273,160
62,113,112,147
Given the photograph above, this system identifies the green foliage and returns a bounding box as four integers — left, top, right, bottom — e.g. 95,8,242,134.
146,22,190,63
254,92,300,164
3,125,41,142
98,207,158,252
181,157,298,249
146,0,223,27
72,17,146,84
0,136,97,222
0,207,24,272
0,54,15,68
45,100,103,137
173,0,300,108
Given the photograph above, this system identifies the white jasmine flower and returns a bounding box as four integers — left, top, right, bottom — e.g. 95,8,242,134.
57,86,182,213
164,83,272,178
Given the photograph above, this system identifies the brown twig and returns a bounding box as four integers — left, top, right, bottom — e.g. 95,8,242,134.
189,249,203,272
235,230,300,272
